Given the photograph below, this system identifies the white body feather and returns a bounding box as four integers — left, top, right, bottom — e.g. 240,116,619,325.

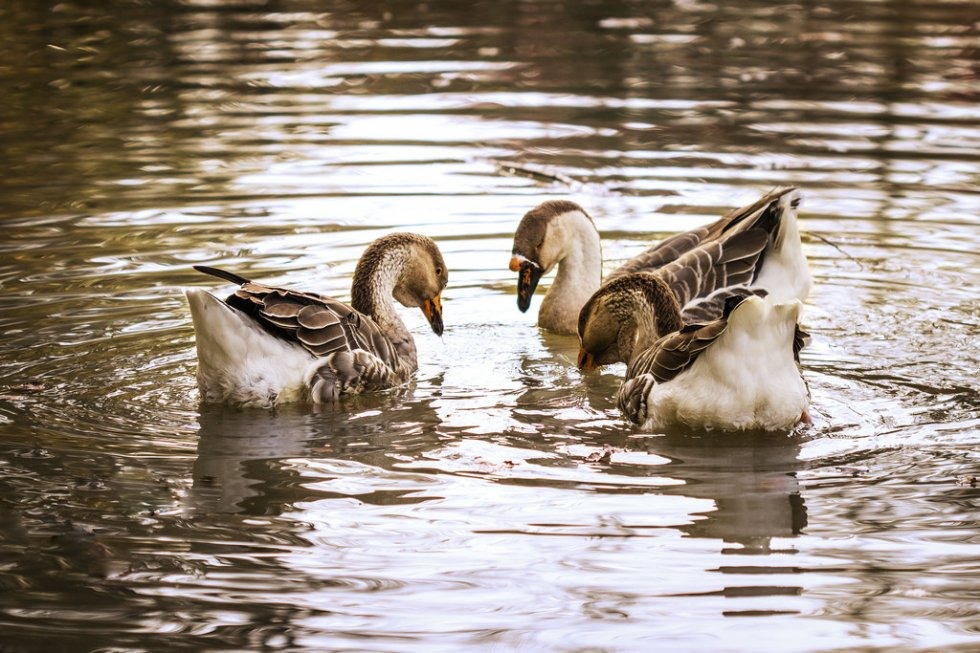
186,289,317,407
641,297,808,432
752,189,811,304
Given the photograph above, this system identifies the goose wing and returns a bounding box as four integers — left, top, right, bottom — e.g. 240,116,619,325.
793,325,810,363
680,286,768,324
192,266,400,365
227,282,399,363
627,319,729,385
607,229,719,281
653,228,769,308
606,187,797,282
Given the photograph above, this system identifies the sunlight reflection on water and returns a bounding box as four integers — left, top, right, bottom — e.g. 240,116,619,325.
0,0,978,650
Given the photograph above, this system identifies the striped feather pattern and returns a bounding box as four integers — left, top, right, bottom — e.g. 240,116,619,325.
510,187,802,338
651,228,768,308
605,187,795,283
625,318,729,386
680,286,768,325
223,282,399,366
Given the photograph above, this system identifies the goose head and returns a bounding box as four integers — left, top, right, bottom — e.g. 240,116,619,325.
577,272,683,370
354,233,448,335
509,200,594,312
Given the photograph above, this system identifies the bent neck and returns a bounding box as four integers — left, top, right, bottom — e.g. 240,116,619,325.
538,211,603,333
350,244,416,370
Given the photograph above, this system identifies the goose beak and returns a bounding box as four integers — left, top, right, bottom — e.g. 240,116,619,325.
577,347,597,371
421,293,444,336
516,260,543,313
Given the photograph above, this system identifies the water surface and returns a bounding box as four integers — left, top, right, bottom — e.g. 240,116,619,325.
1,1,978,651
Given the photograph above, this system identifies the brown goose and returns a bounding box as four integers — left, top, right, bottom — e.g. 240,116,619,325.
590,273,810,432
509,188,811,348
185,233,447,407
576,226,774,368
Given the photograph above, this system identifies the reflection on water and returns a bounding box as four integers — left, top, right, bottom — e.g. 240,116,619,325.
1,0,979,650
653,435,808,549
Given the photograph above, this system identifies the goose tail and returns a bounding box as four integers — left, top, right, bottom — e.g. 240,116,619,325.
185,288,248,369
193,265,250,286
185,288,312,406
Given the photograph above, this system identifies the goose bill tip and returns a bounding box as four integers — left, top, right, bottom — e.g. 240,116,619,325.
517,291,531,313
422,295,444,336
516,261,542,312
577,347,597,371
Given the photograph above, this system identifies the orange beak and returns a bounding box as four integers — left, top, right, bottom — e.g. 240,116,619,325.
509,256,521,272
577,347,597,371
421,293,444,336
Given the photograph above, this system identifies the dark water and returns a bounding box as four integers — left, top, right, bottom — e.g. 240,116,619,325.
1,1,978,651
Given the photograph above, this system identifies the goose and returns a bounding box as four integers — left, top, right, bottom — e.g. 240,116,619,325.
593,273,810,432
509,188,810,349
185,232,448,408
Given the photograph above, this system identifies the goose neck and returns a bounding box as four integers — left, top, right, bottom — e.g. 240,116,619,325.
539,213,603,331
350,244,412,346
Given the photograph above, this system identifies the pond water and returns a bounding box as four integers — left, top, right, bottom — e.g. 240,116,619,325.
1,1,978,651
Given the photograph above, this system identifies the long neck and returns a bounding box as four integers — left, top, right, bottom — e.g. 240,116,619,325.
350,245,417,372
539,212,603,333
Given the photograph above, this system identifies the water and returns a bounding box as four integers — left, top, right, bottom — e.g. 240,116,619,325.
1,0,978,650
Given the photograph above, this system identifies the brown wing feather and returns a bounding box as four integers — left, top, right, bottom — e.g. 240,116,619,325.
654,229,768,308
680,286,768,324
627,318,729,384
607,230,710,281
793,325,810,363
309,349,400,404
223,282,400,366
606,187,796,283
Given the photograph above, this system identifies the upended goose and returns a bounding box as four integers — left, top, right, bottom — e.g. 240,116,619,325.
595,273,810,432
185,233,448,408
509,188,810,357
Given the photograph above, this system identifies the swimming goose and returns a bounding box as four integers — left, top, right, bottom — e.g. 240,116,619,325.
509,188,810,341
185,232,448,408
594,273,809,432
576,227,773,368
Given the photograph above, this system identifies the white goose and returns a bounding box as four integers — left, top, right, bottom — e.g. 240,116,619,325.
185,232,448,408
510,188,811,359
595,273,810,432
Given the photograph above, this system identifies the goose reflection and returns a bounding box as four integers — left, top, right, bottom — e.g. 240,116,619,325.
509,323,807,553
190,394,445,515
190,405,322,515
512,384,806,548
645,432,807,550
